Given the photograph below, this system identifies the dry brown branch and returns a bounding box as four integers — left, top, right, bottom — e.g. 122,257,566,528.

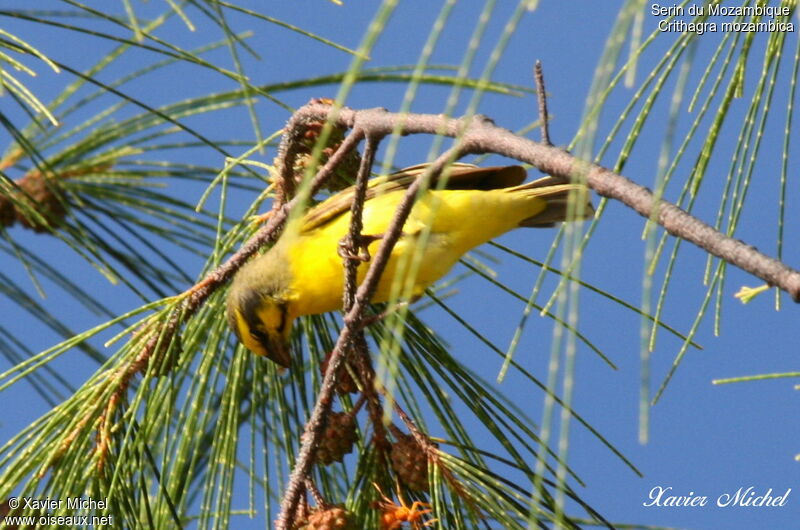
278,102,800,301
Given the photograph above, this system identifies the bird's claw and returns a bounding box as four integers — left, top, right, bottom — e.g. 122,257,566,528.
338,233,383,262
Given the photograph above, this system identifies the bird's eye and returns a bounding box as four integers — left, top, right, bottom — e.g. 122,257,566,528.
249,327,270,346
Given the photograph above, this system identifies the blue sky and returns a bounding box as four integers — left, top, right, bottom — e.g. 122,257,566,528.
3,1,800,528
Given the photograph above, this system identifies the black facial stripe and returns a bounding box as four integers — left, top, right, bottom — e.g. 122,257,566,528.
240,290,263,330
278,303,288,334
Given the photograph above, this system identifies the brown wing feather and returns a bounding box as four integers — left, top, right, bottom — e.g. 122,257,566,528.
511,176,595,227
301,163,527,232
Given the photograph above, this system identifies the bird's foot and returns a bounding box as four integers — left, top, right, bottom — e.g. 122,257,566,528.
338,233,384,262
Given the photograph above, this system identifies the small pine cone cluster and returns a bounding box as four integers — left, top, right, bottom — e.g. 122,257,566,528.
280,99,362,195
390,434,431,492
304,411,357,466
301,505,356,530
0,172,68,233
319,352,359,394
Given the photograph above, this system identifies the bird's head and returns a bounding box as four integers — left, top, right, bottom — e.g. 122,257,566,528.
226,249,295,368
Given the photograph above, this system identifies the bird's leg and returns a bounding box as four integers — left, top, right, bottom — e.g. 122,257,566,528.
337,233,384,262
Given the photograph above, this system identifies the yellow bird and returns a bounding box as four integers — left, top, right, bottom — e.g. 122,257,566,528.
227,163,593,367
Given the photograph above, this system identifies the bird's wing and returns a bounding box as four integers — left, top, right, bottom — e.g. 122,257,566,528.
301,163,527,232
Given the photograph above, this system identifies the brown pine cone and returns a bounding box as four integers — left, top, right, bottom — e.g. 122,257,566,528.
302,505,356,530
320,352,359,394
2,172,68,233
303,411,358,466
292,122,361,194
390,434,431,492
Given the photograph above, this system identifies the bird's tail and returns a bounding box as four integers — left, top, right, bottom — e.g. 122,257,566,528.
508,176,595,227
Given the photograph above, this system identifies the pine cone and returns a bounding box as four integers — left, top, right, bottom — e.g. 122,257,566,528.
390,434,430,492
302,505,355,530
304,412,357,466
320,352,359,394
279,100,362,195
1,172,68,233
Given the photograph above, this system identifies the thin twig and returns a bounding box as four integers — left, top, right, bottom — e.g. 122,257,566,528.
390,398,437,463
305,477,326,509
534,60,552,146
342,135,379,311
392,403,426,443
351,392,368,415
353,333,389,453
338,137,390,460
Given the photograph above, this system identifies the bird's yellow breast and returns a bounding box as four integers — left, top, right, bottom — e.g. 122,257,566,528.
284,187,546,318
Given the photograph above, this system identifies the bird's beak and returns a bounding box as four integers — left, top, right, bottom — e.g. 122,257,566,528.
261,334,292,369
244,329,291,369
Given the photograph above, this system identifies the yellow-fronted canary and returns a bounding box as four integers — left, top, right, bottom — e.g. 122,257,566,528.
227,163,593,367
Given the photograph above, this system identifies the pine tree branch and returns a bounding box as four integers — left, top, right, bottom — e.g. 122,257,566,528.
282,101,800,301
